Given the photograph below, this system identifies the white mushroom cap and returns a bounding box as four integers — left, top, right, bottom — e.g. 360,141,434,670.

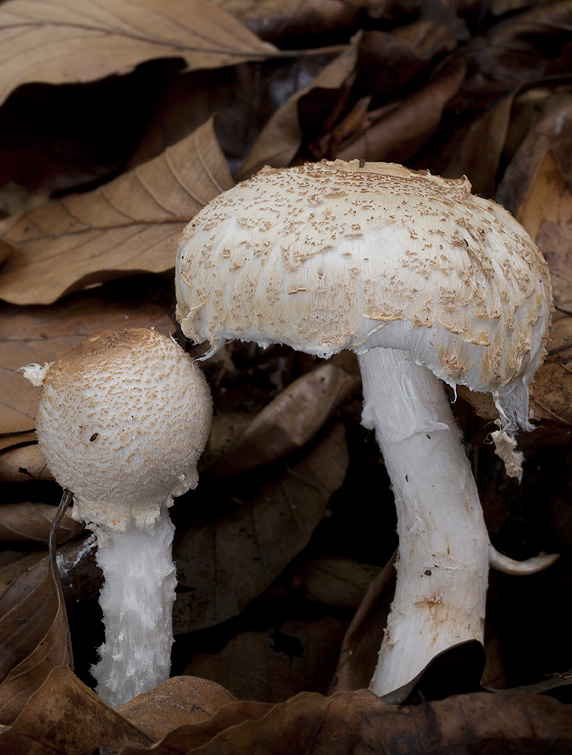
176,159,552,434
35,328,212,531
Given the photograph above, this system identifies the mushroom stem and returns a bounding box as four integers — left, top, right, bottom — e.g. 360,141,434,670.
91,507,177,708
358,347,490,698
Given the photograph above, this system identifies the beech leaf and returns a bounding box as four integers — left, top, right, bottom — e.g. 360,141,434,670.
0,493,73,725
0,666,151,752
0,502,83,545
118,676,237,741
174,422,349,633
0,118,234,305
0,0,277,109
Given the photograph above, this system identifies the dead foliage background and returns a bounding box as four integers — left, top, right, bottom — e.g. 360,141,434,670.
1,0,572,751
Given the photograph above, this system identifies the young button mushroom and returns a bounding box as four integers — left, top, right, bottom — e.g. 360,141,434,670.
23,328,212,708
175,159,557,699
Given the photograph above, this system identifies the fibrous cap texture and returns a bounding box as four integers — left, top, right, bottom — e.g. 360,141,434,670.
176,159,552,432
36,328,212,530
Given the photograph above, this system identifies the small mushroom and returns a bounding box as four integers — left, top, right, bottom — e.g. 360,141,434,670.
175,159,557,699
23,328,212,707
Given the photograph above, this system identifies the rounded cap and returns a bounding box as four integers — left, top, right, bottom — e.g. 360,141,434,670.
36,328,212,530
176,159,552,432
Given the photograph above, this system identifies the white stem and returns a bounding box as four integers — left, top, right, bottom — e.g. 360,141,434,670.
358,347,490,698
91,507,177,708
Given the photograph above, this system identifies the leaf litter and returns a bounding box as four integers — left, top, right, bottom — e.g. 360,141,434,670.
1,0,572,750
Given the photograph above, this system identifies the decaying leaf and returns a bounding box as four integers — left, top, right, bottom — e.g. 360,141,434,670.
0,502,82,545
0,666,151,753
336,57,466,163
0,118,234,305
0,493,73,725
116,687,572,754
0,278,175,436
174,422,349,634
237,37,359,179
186,618,348,702
118,675,237,741
203,362,358,479
0,442,52,483
0,0,277,109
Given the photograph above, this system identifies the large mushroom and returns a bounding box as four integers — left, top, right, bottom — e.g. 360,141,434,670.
23,328,212,707
175,159,557,699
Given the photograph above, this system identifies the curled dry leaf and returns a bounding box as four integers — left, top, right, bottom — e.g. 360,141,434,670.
0,666,151,753
203,362,358,479
174,422,349,634
186,618,348,703
0,279,175,436
0,494,72,725
118,675,237,742
116,688,572,754
336,57,466,163
0,0,277,109
0,118,234,305
211,0,387,43
0,502,83,545
0,534,98,618
236,37,359,180
271,553,382,614
0,442,52,483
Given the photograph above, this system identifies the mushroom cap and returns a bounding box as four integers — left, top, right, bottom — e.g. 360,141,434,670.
176,159,552,430
36,328,212,530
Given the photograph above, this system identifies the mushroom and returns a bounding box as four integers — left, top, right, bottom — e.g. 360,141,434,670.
174,159,557,699
23,328,212,707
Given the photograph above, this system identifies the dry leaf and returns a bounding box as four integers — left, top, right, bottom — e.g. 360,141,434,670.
273,554,382,614
530,314,572,425
337,58,466,163
0,534,98,618
0,442,52,483
118,675,237,741
0,666,151,753
173,422,349,634
0,494,73,724
116,687,572,754
0,118,234,305
186,618,348,702
517,150,572,311
237,37,359,179
212,0,386,43
0,502,83,545
0,278,175,436
0,0,277,108
203,363,358,479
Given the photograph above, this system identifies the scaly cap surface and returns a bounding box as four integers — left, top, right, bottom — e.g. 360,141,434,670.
36,328,212,530
176,159,552,432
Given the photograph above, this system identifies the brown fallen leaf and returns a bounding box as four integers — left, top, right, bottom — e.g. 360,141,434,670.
0,441,52,483
186,618,348,702
0,493,73,725
117,687,572,754
203,362,358,479
336,58,466,163
173,421,349,634
0,666,151,753
516,150,572,311
0,502,83,545
0,0,277,109
0,533,98,619
0,117,234,305
271,553,382,614
236,37,359,179
497,100,572,215
118,675,237,741
0,277,175,436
